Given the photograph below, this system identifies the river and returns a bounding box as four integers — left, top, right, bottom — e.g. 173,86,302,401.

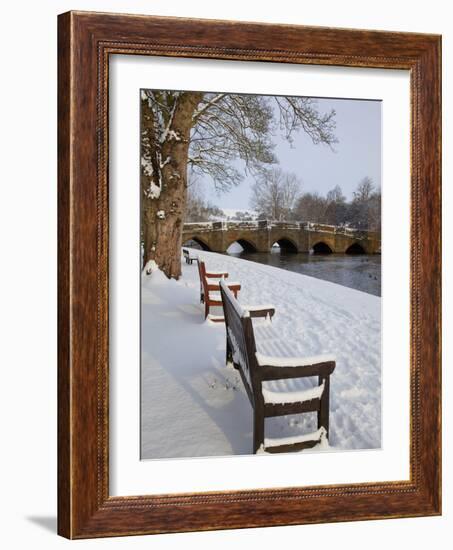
226,248,381,296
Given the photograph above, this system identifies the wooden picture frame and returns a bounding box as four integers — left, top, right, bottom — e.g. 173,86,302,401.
58,11,441,539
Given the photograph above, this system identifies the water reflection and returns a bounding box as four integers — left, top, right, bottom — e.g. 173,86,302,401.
226,248,381,296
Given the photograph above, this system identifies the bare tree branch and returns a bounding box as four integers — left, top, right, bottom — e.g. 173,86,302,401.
250,168,302,220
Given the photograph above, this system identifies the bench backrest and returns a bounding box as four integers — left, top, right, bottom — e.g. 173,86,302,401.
198,260,223,304
219,279,259,405
197,259,205,278
197,260,209,298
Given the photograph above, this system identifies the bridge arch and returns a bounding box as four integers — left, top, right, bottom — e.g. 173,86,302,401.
345,242,366,254
226,238,258,254
271,236,299,253
182,236,211,251
312,241,333,254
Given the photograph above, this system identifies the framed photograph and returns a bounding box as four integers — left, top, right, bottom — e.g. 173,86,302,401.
58,11,441,538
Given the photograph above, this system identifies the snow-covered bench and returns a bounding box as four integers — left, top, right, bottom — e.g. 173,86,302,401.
182,248,198,265
219,278,336,454
197,260,241,322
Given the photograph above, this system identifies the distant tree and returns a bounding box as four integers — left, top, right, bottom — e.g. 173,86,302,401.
294,191,328,223
324,185,348,225
249,168,302,220
353,176,375,202
349,177,379,229
326,184,346,204
141,90,337,277
292,179,380,231
185,181,225,222
367,187,381,232
185,178,204,221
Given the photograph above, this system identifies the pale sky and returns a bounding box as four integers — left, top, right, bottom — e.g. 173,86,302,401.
201,96,381,210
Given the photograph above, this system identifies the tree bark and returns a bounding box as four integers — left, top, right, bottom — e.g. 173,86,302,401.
141,92,203,279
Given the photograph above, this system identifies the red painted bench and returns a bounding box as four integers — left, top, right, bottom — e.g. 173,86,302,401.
197,260,241,321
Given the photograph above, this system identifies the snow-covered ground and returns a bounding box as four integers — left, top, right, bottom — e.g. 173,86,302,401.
141,250,381,459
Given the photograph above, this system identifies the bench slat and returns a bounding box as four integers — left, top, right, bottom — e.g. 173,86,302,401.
264,427,326,449
264,398,321,417
262,439,321,454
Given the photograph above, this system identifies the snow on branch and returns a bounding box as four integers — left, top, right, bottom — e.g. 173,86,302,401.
159,99,178,144
192,93,226,122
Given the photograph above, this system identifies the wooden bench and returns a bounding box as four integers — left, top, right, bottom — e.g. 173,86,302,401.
197,260,241,321
219,278,336,454
183,248,198,265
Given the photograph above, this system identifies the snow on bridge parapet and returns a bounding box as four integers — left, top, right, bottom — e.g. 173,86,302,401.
182,220,381,255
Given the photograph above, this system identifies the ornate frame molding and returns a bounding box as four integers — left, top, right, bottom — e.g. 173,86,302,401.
58,11,441,538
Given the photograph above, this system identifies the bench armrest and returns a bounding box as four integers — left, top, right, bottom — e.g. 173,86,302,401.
244,305,275,319
258,356,336,381
205,271,229,278
216,283,241,298
226,283,241,292
207,281,240,291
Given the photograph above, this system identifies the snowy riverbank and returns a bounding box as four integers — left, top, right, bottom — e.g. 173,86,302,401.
141,250,381,459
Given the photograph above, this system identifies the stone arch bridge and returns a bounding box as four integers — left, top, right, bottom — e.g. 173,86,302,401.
182,220,381,254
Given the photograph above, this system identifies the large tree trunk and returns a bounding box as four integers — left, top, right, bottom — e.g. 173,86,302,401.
142,170,187,279
141,92,203,279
